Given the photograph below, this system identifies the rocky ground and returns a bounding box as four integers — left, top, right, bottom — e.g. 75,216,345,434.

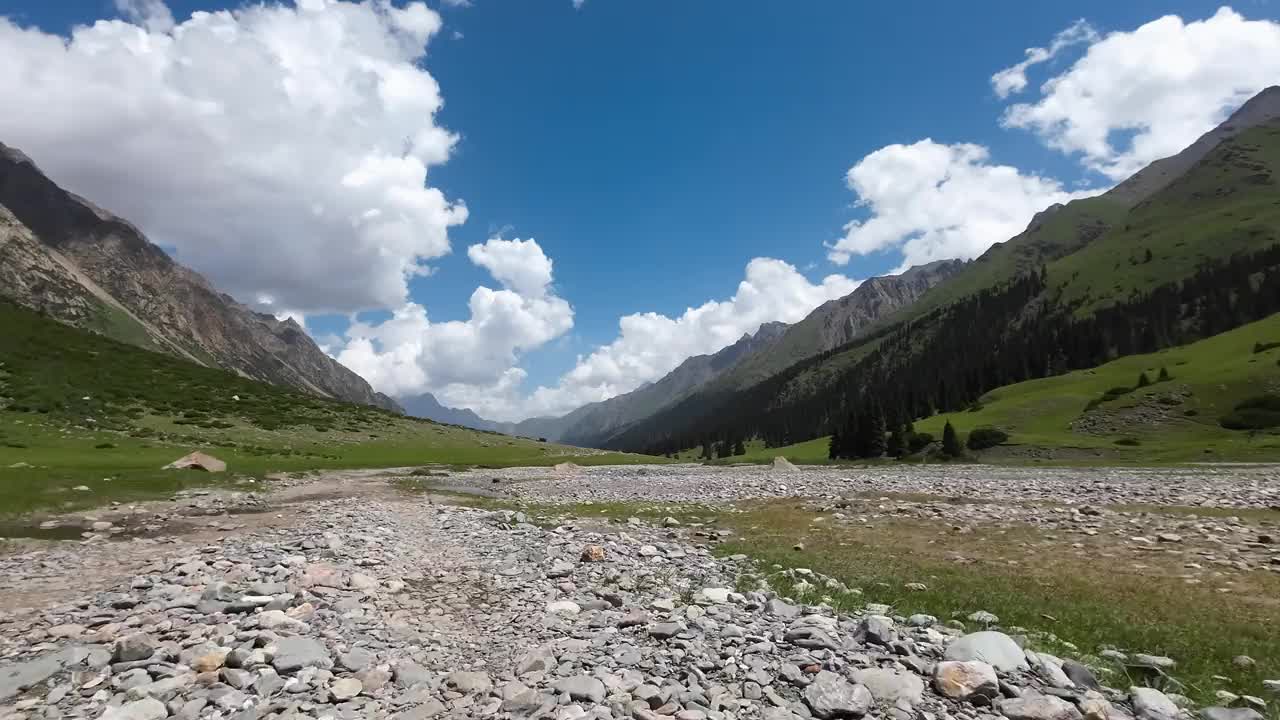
1,467,1277,720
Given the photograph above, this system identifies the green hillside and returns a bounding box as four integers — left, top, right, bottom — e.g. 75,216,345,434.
696,313,1280,465
1052,122,1280,311
0,300,649,514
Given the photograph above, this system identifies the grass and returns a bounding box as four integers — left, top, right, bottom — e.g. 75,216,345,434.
467,495,1279,706
0,300,657,515
912,313,1280,463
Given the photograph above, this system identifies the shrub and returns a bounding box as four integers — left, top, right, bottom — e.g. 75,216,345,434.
1136,372,1152,388
1252,341,1280,354
966,427,1009,450
1219,394,1280,430
1103,386,1132,398
1158,366,1171,381
906,432,934,453
1114,438,1141,446
94,442,116,449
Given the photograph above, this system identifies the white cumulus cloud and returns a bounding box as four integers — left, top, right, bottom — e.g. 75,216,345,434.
827,140,1095,270
1001,7,1280,180
990,19,1098,99
335,238,574,404
0,0,465,314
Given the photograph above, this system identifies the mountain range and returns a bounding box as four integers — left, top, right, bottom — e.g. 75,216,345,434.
398,258,963,444
0,143,401,413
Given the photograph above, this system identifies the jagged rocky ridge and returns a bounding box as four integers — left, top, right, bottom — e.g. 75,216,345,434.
0,142,400,412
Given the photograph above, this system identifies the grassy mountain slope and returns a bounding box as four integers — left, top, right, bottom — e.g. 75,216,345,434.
704,313,1280,464
0,300,648,514
1052,122,1280,311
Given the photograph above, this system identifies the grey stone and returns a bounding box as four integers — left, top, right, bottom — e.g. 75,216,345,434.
649,622,683,639
1131,687,1180,720
446,670,493,694
554,674,606,704
0,648,83,701
339,647,376,672
101,698,168,720
804,670,873,718
944,631,1030,672
271,636,332,673
112,633,156,663
1200,708,1264,720
1000,693,1084,720
395,662,432,688
850,668,924,707
330,677,363,701
1062,660,1101,690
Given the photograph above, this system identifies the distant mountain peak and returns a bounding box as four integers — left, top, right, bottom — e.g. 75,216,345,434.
1106,85,1280,207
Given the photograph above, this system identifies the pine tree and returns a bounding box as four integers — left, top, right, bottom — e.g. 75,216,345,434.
886,424,906,458
717,440,732,459
828,430,842,460
733,438,746,456
1137,371,1151,388
700,439,712,460
1158,366,1170,382
862,403,887,458
941,420,963,458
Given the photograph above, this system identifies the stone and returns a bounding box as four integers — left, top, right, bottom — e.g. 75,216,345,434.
1062,660,1101,690
554,675,606,704
1232,656,1255,670
112,633,156,663
580,545,606,562
1200,709,1264,720
944,631,1030,672
300,562,345,588
401,699,448,718
163,451,227,472
649,622,683,639
1000,693,1084,720
969,610,1000,625
1131,687,1180,720
101,697,168,720
271,636,332,673
0,648,83,701
546,600,581,615
339,647,376,672
773,456,799,472
447,670,493,695
330,677,363,701
804,670,873,718
395,662,432,688
935,661,1000,702
850,668,925,707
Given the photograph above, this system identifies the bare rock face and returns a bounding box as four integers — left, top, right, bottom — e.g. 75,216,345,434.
0,141,400,413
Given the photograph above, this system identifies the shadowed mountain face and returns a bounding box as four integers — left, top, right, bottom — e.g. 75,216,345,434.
0,142,401,412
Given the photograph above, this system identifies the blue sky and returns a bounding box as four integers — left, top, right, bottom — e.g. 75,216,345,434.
3,0,1278,419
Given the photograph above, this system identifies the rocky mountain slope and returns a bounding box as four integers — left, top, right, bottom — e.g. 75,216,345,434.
711,260,965,391
0,142,400,412
398,392,502,433
605,87,1280,454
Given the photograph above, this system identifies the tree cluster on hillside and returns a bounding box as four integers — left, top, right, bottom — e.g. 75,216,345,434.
620,244,1280,456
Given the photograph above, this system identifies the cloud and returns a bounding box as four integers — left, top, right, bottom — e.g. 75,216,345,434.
572,0,586,9
0,0,464,315
113,0,175,32
828,140,1095,270
467,237,554,298
335,238,574,403
440,0,472,6
990,19,1098,99
1001,7,1280,180
508,259,861,420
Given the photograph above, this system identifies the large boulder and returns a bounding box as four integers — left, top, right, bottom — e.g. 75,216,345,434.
163,452,227,473
1130,687,1179,720
1000,693,1084,720
804,670,872,718
943,631,1030,672
772,456,800,472
850,668,925,707
934,660,1000,702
